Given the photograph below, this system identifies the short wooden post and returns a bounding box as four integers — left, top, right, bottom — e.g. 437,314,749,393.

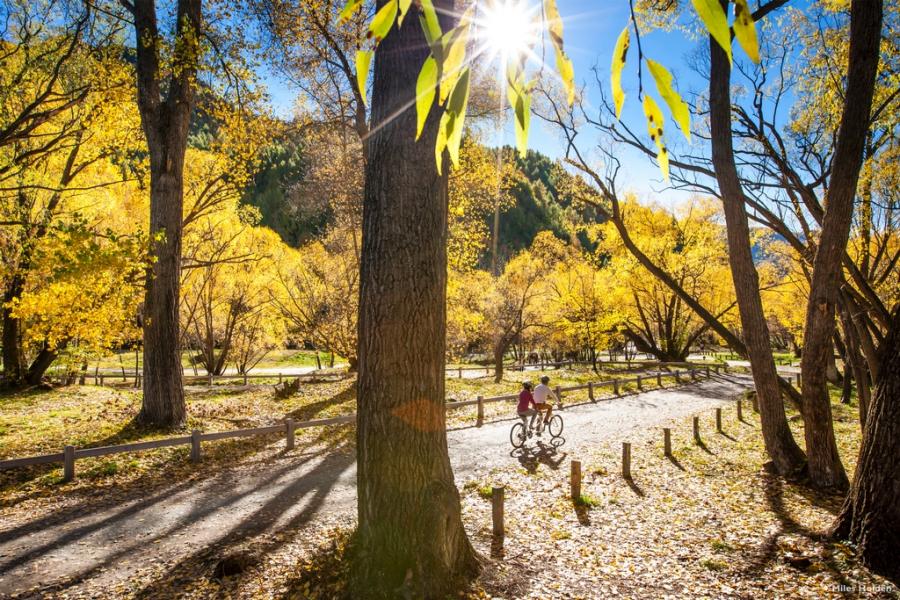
690,369,698,382
285,418,295,450
613,379,620,396
693,416,701,444
737,399,744,422
588,381,595,402
716,408,723,433
243,372,248,386
191,429,202,463
476,396,484,427
570,460,582,500
656,372,662,387
555,386,562,408
705,365,711,378
63,445,75,482
207,372,213,386
636,375,643,391
663,428,672,457
491,486,504,537
99,375,104,387
674,370,681,383
458,367,463,379
278,373,283,384
622,442,631,479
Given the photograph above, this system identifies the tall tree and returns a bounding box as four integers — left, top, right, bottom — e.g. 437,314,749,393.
121,0,202,427
798,0,883,490
831,303,900,579
352,0,479,595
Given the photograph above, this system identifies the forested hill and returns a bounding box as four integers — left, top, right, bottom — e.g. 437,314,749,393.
240,135,604,260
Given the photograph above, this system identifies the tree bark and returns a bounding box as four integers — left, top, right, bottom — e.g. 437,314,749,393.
708,6,806,476
127,0,202,428
831,305,900,580
351,2,479,596
799,0,882,490
493,343,506,383
1,276,24,385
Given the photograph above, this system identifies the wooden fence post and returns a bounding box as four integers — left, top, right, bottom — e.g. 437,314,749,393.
285,418,295,450
622,442,631,479
588,381,595,402
476,396,484,427
555,386,562,408
207,372,213,386
674,370,681,383
663,428,672,457
737,399,744,422
613,379,620,396
243,372,248,386
693,417,701,444
656,372,662,387
63,445,75,482
99,375,104,387
191,429,202,463
636,375,643,391
492,486,504,537
690,369,698,382
716,408,722,433
278,373,283,384
570,460,581,500
705,366,711,378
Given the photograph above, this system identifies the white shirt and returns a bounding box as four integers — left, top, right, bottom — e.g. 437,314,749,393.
533,383,556,405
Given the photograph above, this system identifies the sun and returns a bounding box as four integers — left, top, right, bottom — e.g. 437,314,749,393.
476,0,540,64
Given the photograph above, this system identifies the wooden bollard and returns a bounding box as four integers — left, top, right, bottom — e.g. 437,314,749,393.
636,375,643,391
674,370,681,383
278,373,283,384
693,416,701,444
716,408,722,433
555,386,563,408
207,372,213,386
285,418,295,450
622,442,632,479
588,381,595,402
476,396,484,427
191,429,202,463
613,379,620,396
491,486,505,537
243,372,248,386
570,460,582,500
737,399,743,422
63,445,75,483
691,369,698,382
663,428,672,457
705,366,711,378
458,367,463,379
656,372,662,387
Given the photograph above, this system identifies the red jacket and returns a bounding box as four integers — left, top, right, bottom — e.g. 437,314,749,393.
517,389,535,412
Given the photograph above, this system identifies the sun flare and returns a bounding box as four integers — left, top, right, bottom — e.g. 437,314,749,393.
476,0,540,64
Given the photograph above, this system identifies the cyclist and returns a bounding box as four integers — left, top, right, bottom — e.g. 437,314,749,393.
533,376,557,424
517,381,538,430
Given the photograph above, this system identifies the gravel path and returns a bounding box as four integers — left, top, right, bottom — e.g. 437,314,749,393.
0,373,753,598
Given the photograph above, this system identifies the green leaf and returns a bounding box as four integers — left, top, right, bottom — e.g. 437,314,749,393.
543,0,575,105
645,59,691,142
416,56,438,140
419,0,442,45
610,25,630,120
691,0,731,65
643,94,669,181
435,110,450,175
733,0,760,63
367,0,398,44
397,0,412,27
438,6,473,104
355,49,373,107
446,68,470,167
338,0,363,24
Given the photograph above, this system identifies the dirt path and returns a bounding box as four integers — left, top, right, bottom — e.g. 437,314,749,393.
0,374,753,598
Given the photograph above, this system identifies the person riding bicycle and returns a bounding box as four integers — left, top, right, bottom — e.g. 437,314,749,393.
533,376,557,424
517,381,538,428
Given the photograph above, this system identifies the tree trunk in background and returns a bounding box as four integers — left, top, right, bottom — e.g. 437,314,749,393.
127,0,202,428
351,2,479,596
1,277,24,385
493,343,507,383
799,0,882,490
831,305,900,580
708,11,806,476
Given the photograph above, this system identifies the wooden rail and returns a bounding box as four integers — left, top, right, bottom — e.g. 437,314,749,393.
1,366,719,482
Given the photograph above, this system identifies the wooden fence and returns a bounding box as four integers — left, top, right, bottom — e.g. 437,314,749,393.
0,365,722,483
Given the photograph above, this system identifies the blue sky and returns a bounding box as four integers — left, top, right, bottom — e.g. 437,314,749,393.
262,1,721,204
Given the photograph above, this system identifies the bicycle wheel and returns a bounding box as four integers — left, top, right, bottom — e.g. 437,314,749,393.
548,414,564,437
510,422,527,448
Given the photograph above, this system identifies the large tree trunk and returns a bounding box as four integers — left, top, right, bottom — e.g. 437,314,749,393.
1,277,24,385
799,0,882,490
493,342,507,383
351,2,479,596
708,7,806,476
128,0,201,428
831,305,900,580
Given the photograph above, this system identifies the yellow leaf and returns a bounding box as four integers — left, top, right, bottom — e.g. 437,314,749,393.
643,95,669,181
691,0,731,65
436,110,450,175
733,0,760,63
355,49,373,107
645,59,691,142
416,55,438,140
338,0,363,24
397,0,412,27
419,0,442,45
446,68,470,167
610,25,630,120
367,0,398,44
544,0,575,105
438,6,474,104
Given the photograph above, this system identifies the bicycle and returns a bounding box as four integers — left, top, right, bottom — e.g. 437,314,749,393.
510,410,564,449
